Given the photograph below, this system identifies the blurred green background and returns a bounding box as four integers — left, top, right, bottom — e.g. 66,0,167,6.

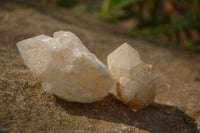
42,0,200,52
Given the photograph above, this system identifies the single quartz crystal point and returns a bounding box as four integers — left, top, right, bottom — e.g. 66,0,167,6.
17,31,113,103
107,42,156,110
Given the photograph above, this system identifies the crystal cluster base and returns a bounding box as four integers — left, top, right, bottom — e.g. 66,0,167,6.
107,43,156,110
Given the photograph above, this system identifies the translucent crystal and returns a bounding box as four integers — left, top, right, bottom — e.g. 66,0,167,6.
107,43,156,110
17,31,113,103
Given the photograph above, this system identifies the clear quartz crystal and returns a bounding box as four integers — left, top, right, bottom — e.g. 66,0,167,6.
17,31,113,103
107,42,156,110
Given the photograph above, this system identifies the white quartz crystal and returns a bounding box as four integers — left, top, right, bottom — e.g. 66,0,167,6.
17,31,113,103
107,43,156,110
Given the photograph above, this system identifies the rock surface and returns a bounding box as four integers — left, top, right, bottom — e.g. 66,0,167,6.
17,31,113,103
107,43,156,110
0,1,200,133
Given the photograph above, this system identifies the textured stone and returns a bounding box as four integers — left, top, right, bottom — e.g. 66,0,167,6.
107,43,156,110
17,31,113,103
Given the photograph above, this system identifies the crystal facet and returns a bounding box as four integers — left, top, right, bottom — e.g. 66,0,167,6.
17,31,113,103
107,43,156,110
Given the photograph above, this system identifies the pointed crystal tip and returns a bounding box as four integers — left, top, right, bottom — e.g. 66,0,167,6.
107,43,156,110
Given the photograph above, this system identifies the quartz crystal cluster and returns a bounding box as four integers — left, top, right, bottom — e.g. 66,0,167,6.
17,31,113,103
17,31,156,109
107,43,156,110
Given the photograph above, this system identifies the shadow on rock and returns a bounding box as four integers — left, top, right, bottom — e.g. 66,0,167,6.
55,94,198,133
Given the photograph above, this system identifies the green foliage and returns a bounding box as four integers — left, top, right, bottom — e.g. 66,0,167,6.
99,0,145,20
183,40,200,52
131,10,193,37
57,0,78,8
73,1,102,12
98,0,200,52
56,0,200,52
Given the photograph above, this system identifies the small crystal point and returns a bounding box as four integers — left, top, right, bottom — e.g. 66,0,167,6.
107,42,156,110
17,31,113,103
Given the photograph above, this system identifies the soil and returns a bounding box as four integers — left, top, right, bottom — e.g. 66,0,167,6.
0,1,200,133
